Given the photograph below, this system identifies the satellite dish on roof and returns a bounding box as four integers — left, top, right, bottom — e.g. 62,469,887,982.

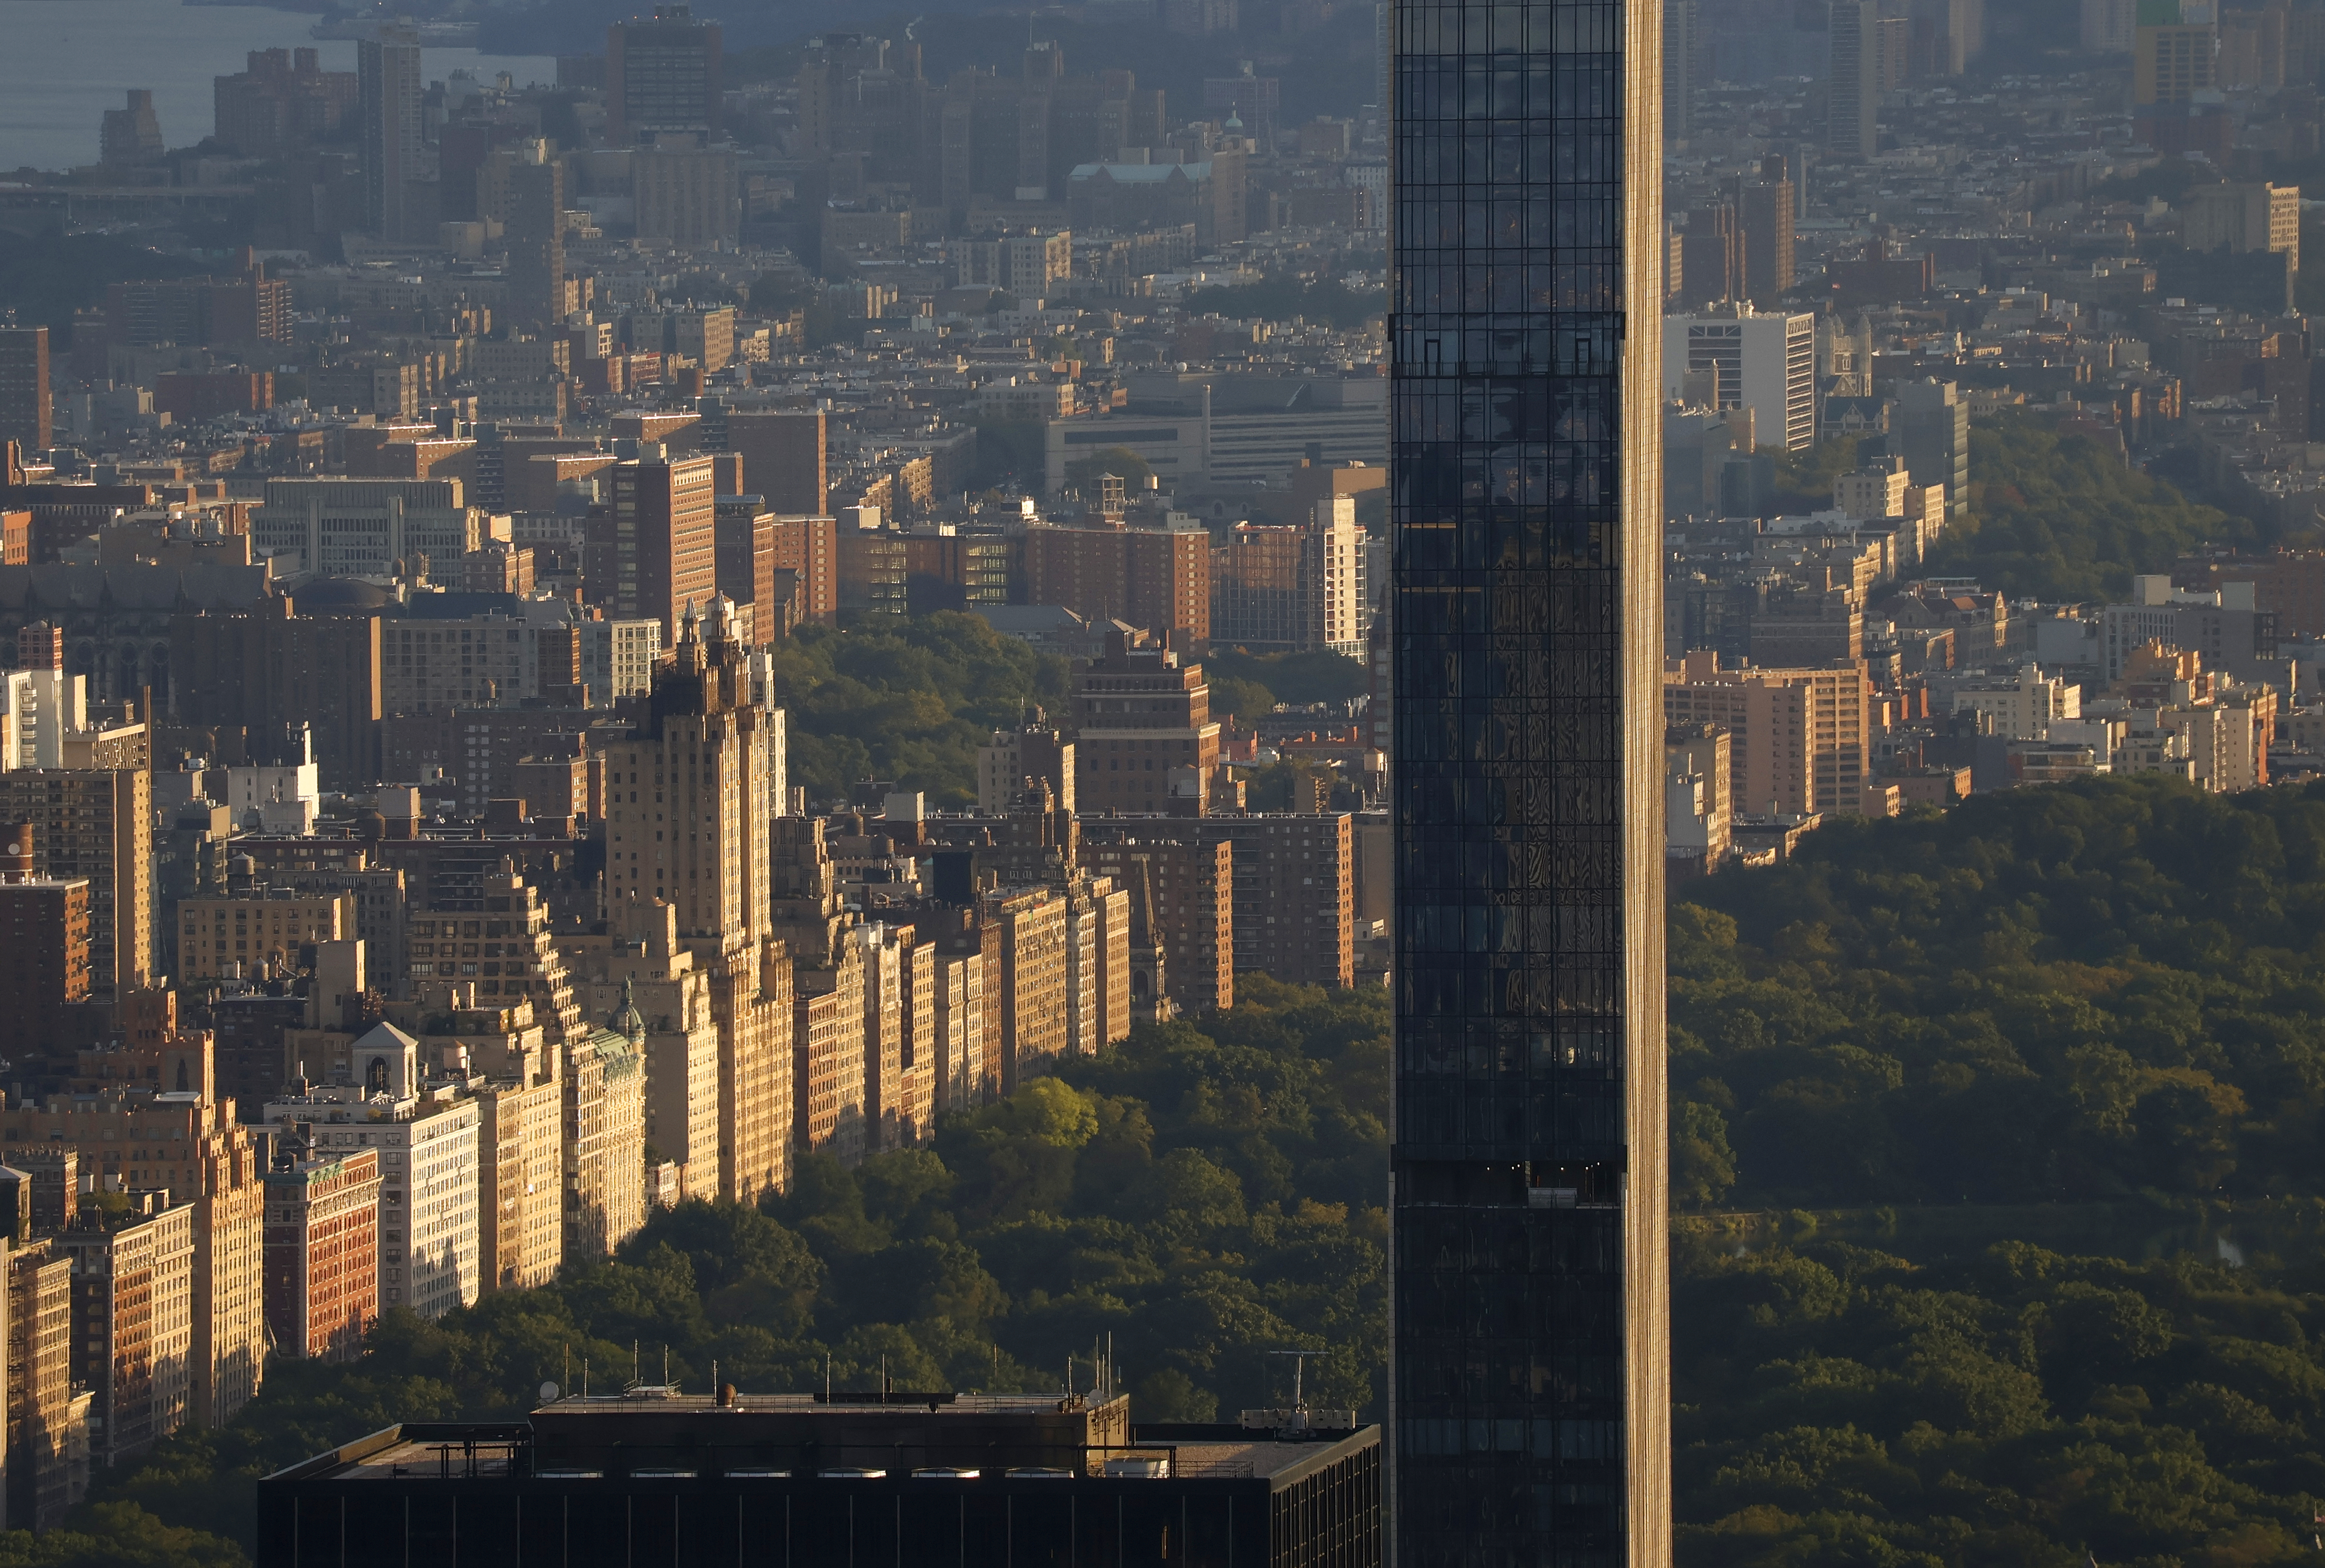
541,1381,560,1403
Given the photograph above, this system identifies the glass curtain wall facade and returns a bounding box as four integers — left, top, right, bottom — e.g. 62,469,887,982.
1388,0,1669,1560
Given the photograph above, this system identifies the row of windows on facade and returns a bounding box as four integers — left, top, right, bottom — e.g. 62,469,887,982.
1386,842,1621,897
393,629,527,642
1397,1418,1621,1464
1398,903,1616,953
1397,1086,1624,1139
1397,1024,1621,1070
1393,53,1622,112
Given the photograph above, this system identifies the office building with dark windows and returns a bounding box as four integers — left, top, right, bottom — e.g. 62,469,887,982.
254,1391,1380,1568
1388,0,1669,1561
605,3,723,146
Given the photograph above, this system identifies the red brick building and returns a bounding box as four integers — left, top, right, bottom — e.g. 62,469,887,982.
1070,627,1223,816
605,453,719,642
1023,522,1211,642
1199,812,1355,989
1079,826,1234,1016
261,1144,380,1363
770,512,838,624
715,499,778,637
725,409,825,516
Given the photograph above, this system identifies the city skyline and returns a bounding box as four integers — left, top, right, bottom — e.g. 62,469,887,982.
8,0,2325,1562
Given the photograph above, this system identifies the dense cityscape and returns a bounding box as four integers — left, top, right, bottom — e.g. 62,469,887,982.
3,0,2325,1560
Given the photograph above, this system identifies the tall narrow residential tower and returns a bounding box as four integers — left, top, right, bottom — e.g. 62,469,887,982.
1389,0,1669,1561
357,25,422,240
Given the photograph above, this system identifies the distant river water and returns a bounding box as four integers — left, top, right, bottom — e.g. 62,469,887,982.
0,0,556,174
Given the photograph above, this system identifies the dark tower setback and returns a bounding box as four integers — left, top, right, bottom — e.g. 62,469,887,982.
1388,0,1669,1562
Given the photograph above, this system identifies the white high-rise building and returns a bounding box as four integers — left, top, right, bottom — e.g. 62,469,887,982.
2082,0,2136,53
1314,496,1364,656
1663,304,1818,453
264,1022,480,1321
1,669,85,771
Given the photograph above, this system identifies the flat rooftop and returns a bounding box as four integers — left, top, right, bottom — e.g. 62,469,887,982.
271,1406,1378,1490
308,1435,1350,1484
326,1434,521,1483
528,1391,1076,1416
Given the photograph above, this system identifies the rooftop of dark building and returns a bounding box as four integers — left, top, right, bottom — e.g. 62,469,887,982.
266,1389,1374,1487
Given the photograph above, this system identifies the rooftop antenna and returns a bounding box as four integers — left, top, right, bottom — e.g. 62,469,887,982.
1270,1350,1323,1434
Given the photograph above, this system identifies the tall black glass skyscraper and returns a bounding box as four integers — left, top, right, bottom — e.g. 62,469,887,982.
1388,0,1668,1560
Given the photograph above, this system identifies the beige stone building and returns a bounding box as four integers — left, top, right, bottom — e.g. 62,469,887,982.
932,951,986,1112
261,1024,482,1321
859,922,936,1157
565,1014,646,1259
1663,649,1874,817
405,872,587,1048
710,945,793,1201
793,940,867,1167
1063,876,1132,1056
58,1200,195,1468
602,607,794,1198
473,1072,563,1291
8,1238,87,1531
985,885,1068,1092
175,890,354,981
411,990,564,1294
0,993,267,1432
1665,723,1734,875
566,902,721,1201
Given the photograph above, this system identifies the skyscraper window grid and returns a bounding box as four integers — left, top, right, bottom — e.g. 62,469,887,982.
1389,0,1669,1562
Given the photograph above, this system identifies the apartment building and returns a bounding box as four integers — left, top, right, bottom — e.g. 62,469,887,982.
1079,827,1234,1016
1199,814,1354,988
568,904,722,1202
261,1144,380,1362
175,890,354,981
7,1239,84,1531
59,1200,196,1469
1663,650,1874,816
262,1027,481,1321
0,767,151,997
